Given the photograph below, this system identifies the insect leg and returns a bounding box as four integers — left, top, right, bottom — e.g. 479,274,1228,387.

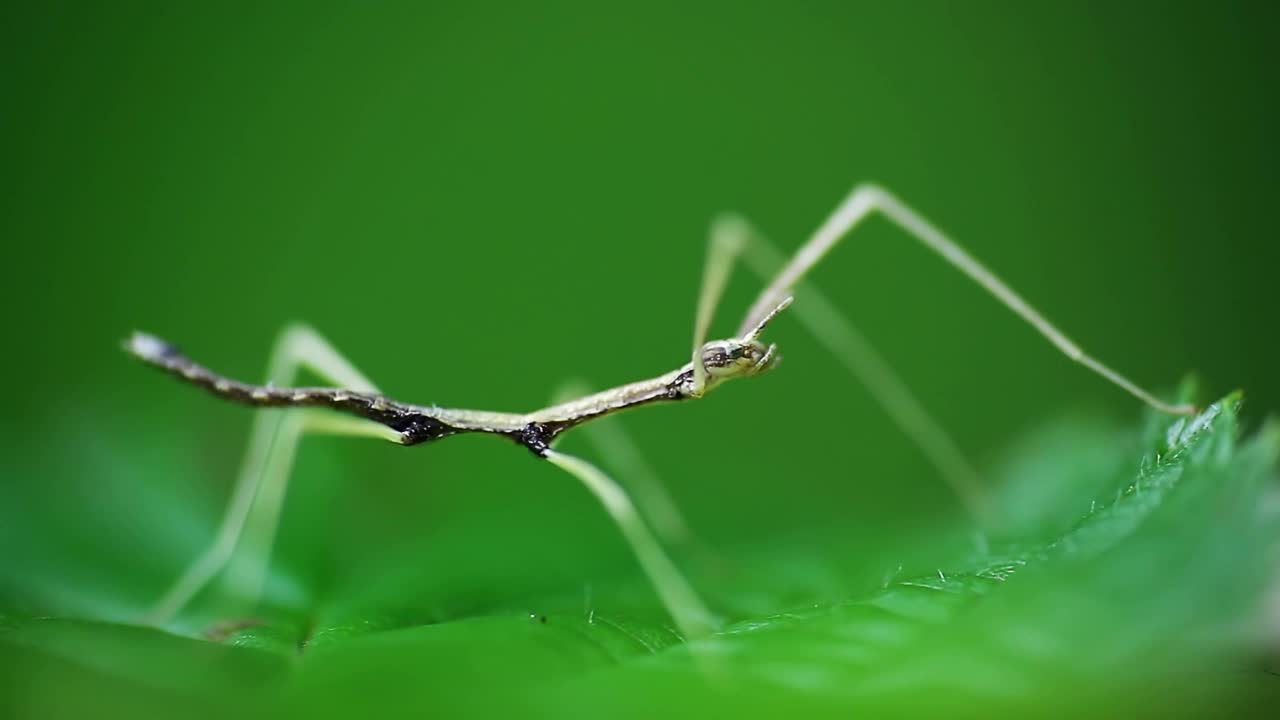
144,325,395,626
720,217,992,522
551,380,691,545
738,183,1195,416
220,409,394,611
544,449,717,640
689,215,752,396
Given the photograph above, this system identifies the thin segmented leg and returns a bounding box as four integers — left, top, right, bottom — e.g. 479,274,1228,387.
543,218,781,627
706,213,993,521
692,184,1194,523
543,448,717,640
689,216,748,395
551,381,692,545
143,325,399,625
738,183,1194,417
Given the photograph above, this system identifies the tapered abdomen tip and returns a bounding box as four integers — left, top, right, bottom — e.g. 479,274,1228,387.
125,332,178,361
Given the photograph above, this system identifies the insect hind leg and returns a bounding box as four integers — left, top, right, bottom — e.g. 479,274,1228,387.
143,325,396,627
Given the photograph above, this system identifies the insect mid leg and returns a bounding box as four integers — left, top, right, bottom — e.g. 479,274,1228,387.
143,325,396,626
551,380,691,545
544,449,717,640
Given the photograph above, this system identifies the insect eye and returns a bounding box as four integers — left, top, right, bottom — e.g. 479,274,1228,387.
700,344,737,375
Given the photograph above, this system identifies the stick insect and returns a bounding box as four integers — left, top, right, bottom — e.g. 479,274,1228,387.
126,183,1194,640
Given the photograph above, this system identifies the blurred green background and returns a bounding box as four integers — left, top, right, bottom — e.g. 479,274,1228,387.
2,1,1277,717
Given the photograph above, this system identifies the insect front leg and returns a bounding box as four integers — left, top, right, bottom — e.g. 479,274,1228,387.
714,183,1194,524
715,214,992,522
688,216,751,396
143,325,396,627
739,183,1194,417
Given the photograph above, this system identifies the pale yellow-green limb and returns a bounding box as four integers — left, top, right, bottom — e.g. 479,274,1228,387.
690,215,750,396
551,381,690,544
545,449,717,640
728,218,994,523
144,325,396,626
739,183,1194,417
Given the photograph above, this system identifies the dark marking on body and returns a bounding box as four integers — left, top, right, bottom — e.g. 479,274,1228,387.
514,422,556,457
392,414,458,446
129,333,697,461
665,369,695,399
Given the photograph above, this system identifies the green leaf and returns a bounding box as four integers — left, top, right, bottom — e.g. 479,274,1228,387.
3,391,1278,718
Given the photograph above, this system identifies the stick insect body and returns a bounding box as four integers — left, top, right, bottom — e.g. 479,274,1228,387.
127,298,788,458
127,183,1195,640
